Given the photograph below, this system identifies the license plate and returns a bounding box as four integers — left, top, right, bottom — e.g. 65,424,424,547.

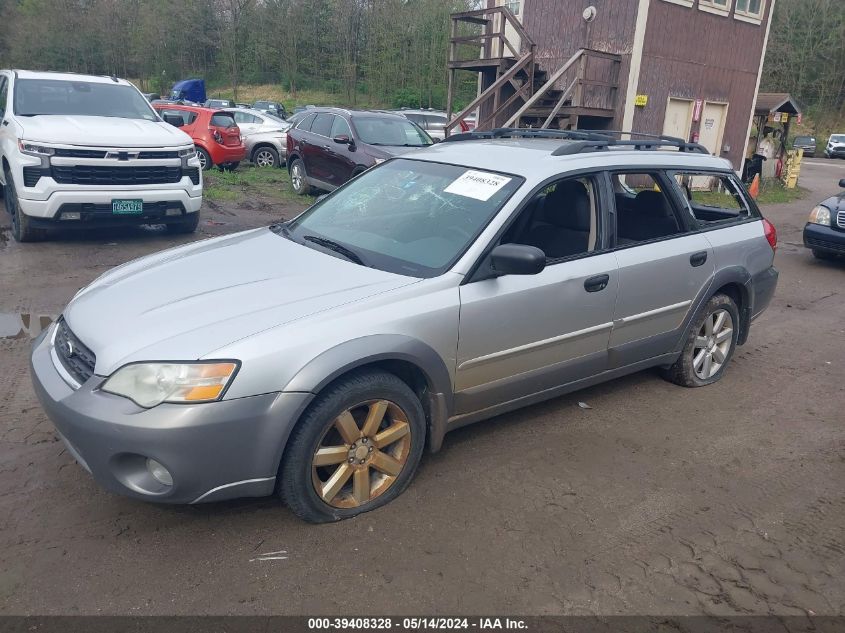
112,199,143,215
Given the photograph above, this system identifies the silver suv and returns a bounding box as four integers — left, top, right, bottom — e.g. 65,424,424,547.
30,130,779,523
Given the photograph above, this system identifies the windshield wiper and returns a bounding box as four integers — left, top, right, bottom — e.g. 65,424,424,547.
302,235,368,266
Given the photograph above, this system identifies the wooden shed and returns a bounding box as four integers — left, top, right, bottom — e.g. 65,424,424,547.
446,0,776,170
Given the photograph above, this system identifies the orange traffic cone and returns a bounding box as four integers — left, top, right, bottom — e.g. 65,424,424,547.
749,174,760,199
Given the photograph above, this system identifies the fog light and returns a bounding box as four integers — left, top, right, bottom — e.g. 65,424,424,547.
62,211,81,220
146,458,173,486
165,208,182,217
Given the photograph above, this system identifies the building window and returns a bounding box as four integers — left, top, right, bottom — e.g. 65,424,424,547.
699,0,731,15
504,1,520,16
734,0,765,22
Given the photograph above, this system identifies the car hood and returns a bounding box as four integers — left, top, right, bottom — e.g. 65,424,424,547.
64,229,418,375
18,115,192,148
820,192,845,211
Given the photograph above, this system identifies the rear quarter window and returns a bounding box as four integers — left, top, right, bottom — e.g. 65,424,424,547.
672,172,754,227
210,113,236,128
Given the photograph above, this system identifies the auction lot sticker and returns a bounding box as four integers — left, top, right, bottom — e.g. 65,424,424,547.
445,170,512,201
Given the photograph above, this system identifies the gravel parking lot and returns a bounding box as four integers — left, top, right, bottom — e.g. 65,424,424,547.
0,161,843,616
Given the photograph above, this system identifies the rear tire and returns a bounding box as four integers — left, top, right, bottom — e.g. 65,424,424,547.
279,370,426,523
5,168,46,243
663,293,739,388
165,212,200,234
196,147,213,171
289,158,314,195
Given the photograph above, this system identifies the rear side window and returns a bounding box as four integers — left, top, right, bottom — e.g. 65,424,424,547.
311,113,335,137
210,113,236,128
611,172,689,245
425,115,448,131
672,172,752,226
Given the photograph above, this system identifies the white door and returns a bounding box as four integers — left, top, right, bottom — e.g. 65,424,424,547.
663,98,693,141
698,102,728,155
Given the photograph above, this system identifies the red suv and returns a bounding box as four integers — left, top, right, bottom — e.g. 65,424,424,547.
154,104,246,170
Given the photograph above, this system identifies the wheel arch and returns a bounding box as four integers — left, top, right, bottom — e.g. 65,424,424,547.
250,142,279,162
283,335,453,453
287,152,302,173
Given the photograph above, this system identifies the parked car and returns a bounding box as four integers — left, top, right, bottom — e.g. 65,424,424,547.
169,79,206,104
803,178,845,260
30,129,778,522
464,113,477,131
0,69,202,242
293,105,316,114
153,103,246,171
392,108,465,141
228,107,290,168
824,134,845,159
286,108,434,194
142,92,161,102
204,98,236,109
253,100,287,119
792,135,816,158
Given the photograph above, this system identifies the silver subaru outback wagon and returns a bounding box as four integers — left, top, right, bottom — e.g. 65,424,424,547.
31,130,779,523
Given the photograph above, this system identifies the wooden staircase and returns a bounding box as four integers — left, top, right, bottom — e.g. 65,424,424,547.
446,7,622,135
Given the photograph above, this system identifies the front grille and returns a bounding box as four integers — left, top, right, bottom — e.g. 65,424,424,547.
23,166,42,187
51,165,182,186
805,237,845,254
836,210,845,230
54,318,96,385
185,166,200,185
53,148,108,159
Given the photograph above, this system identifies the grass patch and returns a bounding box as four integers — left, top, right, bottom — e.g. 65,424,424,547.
205,85,385,112
203,165,315,206
756,181,809,206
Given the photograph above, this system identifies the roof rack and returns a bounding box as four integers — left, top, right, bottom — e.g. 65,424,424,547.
441,128,710,155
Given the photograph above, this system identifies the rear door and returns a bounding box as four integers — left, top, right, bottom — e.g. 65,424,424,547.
608,170,715,368
304,112,335,183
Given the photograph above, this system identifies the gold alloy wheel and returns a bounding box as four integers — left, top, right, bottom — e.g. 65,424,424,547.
311,399,412,509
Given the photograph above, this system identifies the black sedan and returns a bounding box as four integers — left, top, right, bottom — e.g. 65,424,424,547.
804,178,845,260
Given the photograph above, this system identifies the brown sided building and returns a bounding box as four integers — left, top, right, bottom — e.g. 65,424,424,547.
447,0,775,170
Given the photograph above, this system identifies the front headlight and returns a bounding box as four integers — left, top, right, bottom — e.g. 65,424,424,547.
101,361,239,408
18,140,55,157
178,147,196,158
808,205,831,226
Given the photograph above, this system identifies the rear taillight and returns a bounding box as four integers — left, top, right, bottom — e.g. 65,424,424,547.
210,129,224,144
762,218,777,250
459,119,469,133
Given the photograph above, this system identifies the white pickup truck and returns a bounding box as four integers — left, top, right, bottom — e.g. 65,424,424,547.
0,70,203,242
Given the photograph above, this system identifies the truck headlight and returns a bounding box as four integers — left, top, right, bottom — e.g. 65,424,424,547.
18,140,55,157
101,361,239,408
178,147,196,158
808,205,831,226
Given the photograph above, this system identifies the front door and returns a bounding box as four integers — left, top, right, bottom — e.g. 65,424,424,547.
455,174,618,415
699,102,728,156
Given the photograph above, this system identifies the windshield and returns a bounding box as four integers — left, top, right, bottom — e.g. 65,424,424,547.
282,159,523,277
794,136,814,143
352,117,433,147
14,79,157,120
831,135,845,143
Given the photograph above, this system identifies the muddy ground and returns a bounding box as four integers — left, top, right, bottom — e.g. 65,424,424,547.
0,162,843,616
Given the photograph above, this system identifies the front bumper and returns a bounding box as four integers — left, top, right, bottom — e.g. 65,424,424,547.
826,148,845,158
803,223,845,256
30,327,313,504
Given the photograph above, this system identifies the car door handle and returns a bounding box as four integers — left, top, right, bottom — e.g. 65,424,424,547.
690,251,708,267
1,120,8,126
584,274,610,293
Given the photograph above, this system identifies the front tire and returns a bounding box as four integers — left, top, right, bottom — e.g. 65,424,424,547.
165,212,200,234
663,293,739,387
253,146,280,168
5,169,45,243
279,370,426,523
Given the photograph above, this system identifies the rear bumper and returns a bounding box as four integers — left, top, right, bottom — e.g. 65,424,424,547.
804,223,845,256
750,266,779,321
30,327,313,504
208,145,247,165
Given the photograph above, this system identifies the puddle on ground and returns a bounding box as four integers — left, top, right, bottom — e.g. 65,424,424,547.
0,313,57,340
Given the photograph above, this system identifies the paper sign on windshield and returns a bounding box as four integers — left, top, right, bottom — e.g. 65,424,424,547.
444,170,512,201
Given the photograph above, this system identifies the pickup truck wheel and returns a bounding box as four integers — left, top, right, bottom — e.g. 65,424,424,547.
253,147,279,168
195,147,212,171
663,293,739,388
5,169,45,243
289,159,314,195
165,212,200,234
279,370,425,523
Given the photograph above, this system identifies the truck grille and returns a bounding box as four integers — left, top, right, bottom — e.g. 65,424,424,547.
51,165,182,186
53,318,96,385
837,210,845,230
53,149,180,159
